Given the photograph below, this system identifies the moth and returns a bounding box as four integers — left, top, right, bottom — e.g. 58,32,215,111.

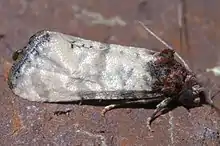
8,29,215,130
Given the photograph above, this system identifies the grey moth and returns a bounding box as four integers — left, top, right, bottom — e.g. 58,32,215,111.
8,30,214,130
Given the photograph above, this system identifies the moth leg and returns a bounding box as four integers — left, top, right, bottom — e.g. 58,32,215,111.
147,97,172,131
101,99,150,116
101,104,116,116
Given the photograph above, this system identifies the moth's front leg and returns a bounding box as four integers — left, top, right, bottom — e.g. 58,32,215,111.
147,97,172,131
101,99,152,116
101,97,173,132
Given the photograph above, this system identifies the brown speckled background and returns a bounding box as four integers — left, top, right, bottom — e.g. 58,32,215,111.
1,0,220,145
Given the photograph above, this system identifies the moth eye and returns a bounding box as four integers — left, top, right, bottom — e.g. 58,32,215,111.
193,97,200,104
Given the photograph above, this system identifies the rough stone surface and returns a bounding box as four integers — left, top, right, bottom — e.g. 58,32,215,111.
0,0,220,145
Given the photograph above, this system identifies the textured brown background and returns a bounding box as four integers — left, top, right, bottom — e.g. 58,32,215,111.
1,0,220,145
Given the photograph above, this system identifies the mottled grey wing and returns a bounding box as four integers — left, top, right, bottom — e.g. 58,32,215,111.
8,30,162,102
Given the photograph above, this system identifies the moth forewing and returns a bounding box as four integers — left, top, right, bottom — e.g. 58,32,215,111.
8,31,163,102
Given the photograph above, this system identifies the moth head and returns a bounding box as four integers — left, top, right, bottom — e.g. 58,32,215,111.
178,84,206,108
178,75,214,109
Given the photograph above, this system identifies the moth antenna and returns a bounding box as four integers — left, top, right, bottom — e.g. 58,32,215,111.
210,89,220,100
208,102,220,117
205,89,220,114
207,86,220,119
136,21,191,72
136,21,174,50
206,90,213,105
